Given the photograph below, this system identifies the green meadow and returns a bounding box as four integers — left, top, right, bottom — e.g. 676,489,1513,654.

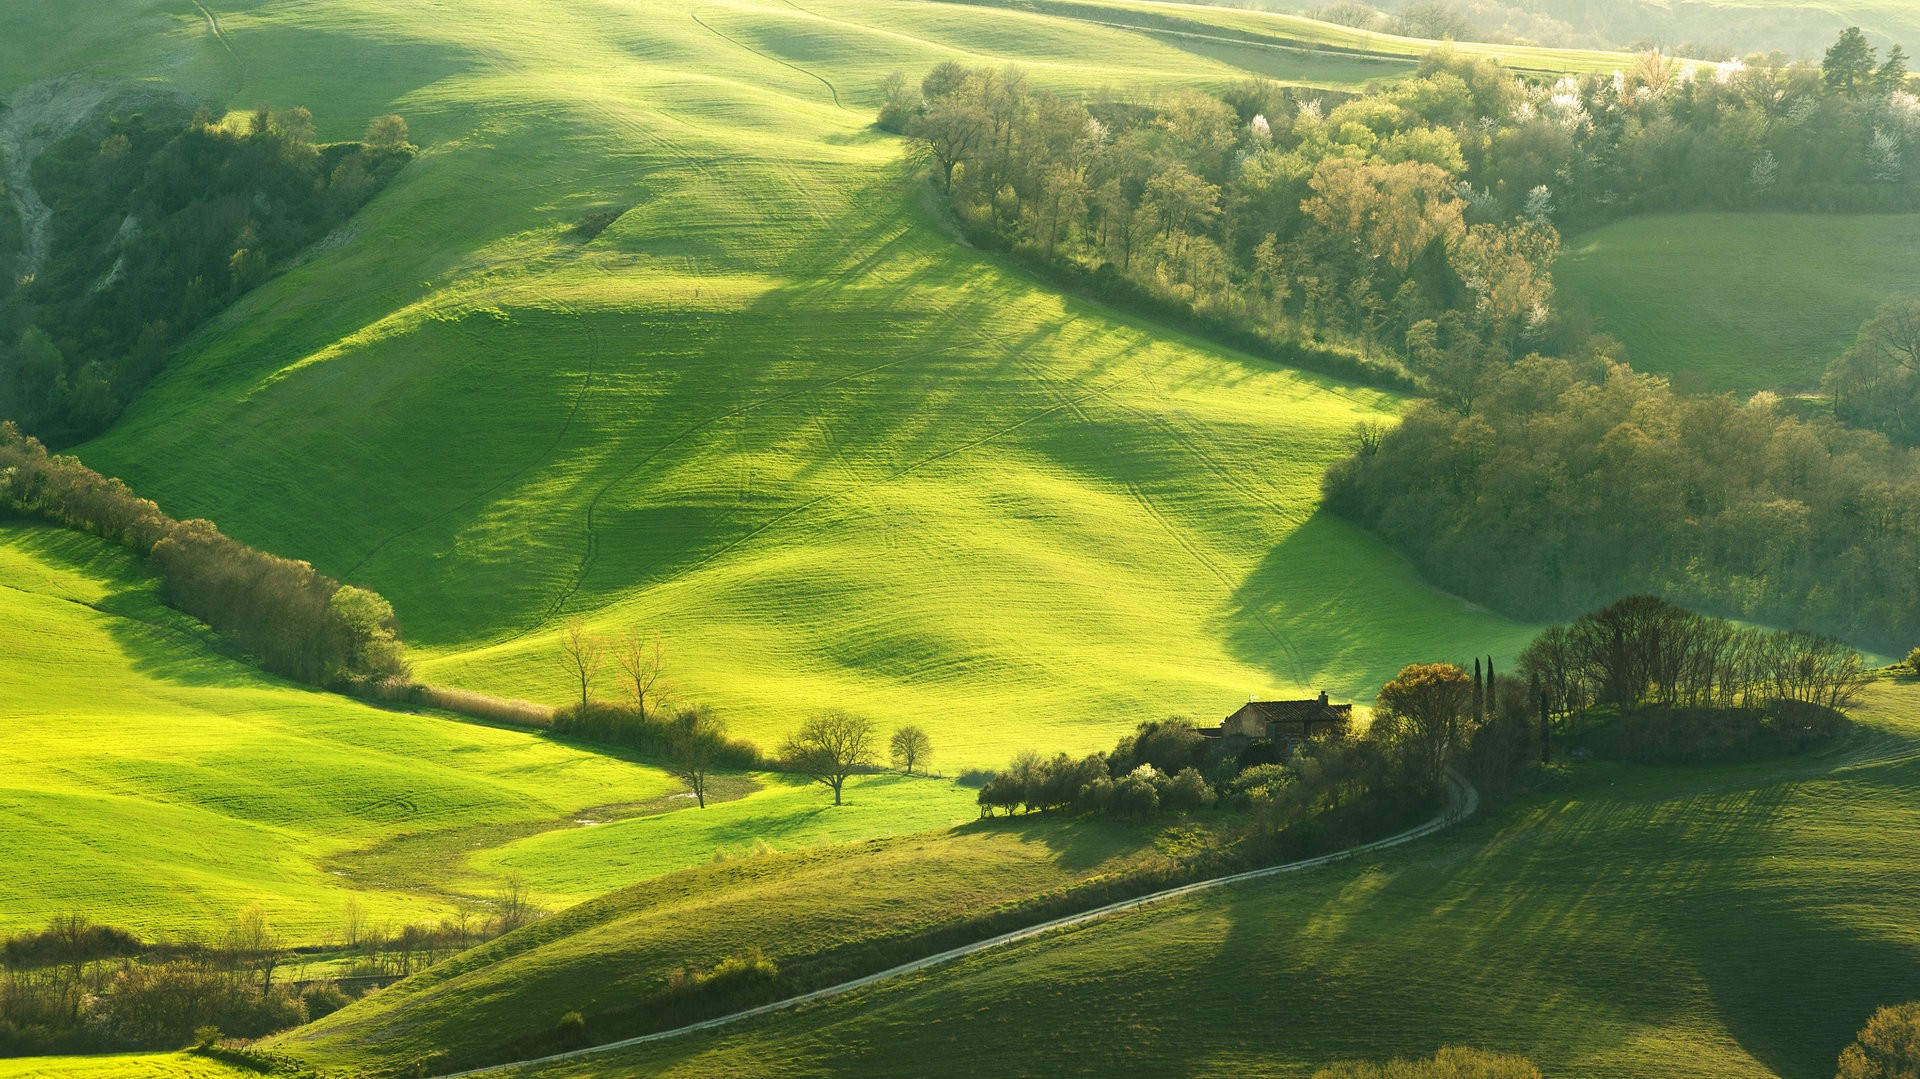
0,527,973,941
3,0,1542,772
0,1055,253,1079
1556,212,1920,395
479,681,1920,1079
274,814,1180,1075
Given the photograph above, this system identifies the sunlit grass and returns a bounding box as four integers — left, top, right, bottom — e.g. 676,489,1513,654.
1556,212,1920,394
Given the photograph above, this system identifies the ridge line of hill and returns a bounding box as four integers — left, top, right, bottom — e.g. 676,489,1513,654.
431,771,1479,1078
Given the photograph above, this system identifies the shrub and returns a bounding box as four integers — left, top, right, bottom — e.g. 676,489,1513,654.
554,1011,587,1046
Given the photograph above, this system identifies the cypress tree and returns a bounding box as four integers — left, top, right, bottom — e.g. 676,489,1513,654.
1473,657,1485,723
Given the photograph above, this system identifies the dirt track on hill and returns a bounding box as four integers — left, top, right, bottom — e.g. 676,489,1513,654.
433,771,1479,1078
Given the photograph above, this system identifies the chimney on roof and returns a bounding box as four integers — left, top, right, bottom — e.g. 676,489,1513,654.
1317,690,1329,706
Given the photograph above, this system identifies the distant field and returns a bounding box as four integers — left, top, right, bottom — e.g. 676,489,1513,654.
0,527,972,940
1556,212,1920,394
495,680,1920,1079
12,0,1547,771
963,0,1675,75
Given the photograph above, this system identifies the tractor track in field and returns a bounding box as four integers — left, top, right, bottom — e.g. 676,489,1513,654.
691,7,849,112
433,772,1479,1078
1028,350,1312,686
189,0,248,85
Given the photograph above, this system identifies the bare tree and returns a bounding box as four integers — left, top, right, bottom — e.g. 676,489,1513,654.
613,630,672,720
668,706,728,808
781,711,878,806
227,903,284,996
558,619,603,708
490,875,535,935
890,725,933,776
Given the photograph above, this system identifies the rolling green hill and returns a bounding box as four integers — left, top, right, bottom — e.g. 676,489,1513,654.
464,681,1920,1079
3,0,1549,772
0,526,971,941
1556,212,1920,395
272,814,1181,1075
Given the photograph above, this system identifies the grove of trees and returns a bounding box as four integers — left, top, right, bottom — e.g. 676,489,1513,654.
0,107,413,444
1324,352,1920,652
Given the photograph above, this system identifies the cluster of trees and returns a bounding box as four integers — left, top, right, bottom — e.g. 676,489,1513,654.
886,32,1915,386
551,623,755,807
0,910,310,1056
0,107,413,443
1323,354,1920,652
0,423,409,686
975,719,1220,818
974,693,1449,833
552,626,936,806
777,712,936,805
1514,596,1867,762
1519,595,1872,715
884,55,1561,384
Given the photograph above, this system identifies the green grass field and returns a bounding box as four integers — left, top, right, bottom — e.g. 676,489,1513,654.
472,681,1920,1079
272,814,1180,1074
0,0,1548,773
0,526,979,942
1556,212,1920,395
0,1055,253,1079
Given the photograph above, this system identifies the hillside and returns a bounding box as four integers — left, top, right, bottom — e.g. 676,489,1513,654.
1556,212,1920,395
0,526,969,940
464,681,1920,1079
271,815,1182,1075
2,0,1550,771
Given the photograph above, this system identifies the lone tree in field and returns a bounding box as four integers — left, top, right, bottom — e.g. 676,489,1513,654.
558,619,602,708
613,629,673,720
1837,1001,1920,1078
1373,662,1474,791
667,706,728,809
890,725,933,776
782,711,877,805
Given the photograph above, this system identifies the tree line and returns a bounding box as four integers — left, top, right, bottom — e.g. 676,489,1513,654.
1323,351,1920,652
550,623,936,806
0,106,413,444
884,54,1560,388
0,423,408,686
885,31,1915,392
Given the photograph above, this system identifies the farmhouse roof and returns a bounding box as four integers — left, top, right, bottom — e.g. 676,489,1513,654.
1239,693,1352,724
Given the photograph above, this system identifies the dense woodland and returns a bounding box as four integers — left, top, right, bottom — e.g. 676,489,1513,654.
0,422,407,686
889,38,1917,378
0,106,411,443
1325,354,1920,650
893,34,1920,651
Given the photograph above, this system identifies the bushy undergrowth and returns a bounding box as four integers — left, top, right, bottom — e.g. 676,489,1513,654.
550,701,761,769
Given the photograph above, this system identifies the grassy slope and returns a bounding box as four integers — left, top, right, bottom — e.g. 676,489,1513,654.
505,682,1920,1079
0,1056,252,1079
1556,212,1920,394
7,0,1543,772
271,815,1178,1074
0,526,973,941
1686,0,1920,52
